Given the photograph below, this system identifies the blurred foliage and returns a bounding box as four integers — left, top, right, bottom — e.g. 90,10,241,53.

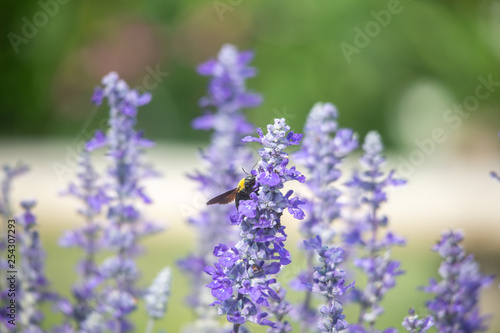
1,0,499,147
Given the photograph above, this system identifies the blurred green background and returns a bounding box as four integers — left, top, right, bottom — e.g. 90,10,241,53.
2,0,500,145
2,0,500,332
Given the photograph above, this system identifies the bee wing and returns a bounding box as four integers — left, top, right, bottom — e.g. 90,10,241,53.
206,188,238,205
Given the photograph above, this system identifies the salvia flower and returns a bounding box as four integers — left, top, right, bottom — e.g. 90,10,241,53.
196,44,262,114
422,230,493,332
291,102,357,329
267,283,293,333
145,267,173,320
402,308,434,333
180,44,261,329
58,149,106,328
343,131,406,333
304,235,352,333
294,102,358,241
204,118,305,331
81,71,162,331
0,162,29,217
17,200,56,332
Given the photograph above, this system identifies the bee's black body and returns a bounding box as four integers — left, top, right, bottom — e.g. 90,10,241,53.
235,176,256,208
206,175,257,209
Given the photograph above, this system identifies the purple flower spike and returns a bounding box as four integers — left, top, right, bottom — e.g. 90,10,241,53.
180,44,262,332
402,308,434,333
144,267,172,321
59,72,162,331
291,102,358,331
422,230,494,332
205,118,305,331
0,163,58,331
196,44,262,114
306,235,352,333
16,200,57,331
342,131,406,332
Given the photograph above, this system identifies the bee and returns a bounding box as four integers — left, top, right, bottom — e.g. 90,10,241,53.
250,264,264,276
206,175,257,209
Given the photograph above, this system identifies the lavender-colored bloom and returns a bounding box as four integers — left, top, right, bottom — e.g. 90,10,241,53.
61,71,162,332
402,308,434,333
180,44,262,330
59,149,106,329
267,283,292,333
294,102,358,241
291,103,357,330
343,131,406,332
205,118,305,331
0,164,55,332
145,267,172,320
197,44,262,113
16,200,56,332
304,236,351,333
0,162,29,217
422,230,494,332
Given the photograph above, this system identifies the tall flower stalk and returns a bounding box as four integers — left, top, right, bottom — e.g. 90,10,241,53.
204,118,305,332
304,235,352,333
58,149,107,330
422,230,493,332
76,72,162,332
343,131,406,333
0,167,55,333
144,267,173,333
16,200,55,332
291,102,357,331
179,44,262,331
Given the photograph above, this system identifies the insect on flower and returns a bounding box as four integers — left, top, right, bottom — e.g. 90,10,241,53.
206,174,258,209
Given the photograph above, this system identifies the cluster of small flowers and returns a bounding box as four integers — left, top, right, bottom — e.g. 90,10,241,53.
204,118,305,331
342,131,406,333
401,308,434,333
291,102,358,330
0,44,498,333
0,164,56,332
17,200,57,332
304,235,351,333
267,283,293,333
58,149,106,329
294,102,358,242
56,72,168,332
423,230,494,332
178,45,262,330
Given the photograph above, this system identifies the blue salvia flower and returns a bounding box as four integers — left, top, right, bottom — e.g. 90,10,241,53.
402,308,434,333
291,102,357,329
343,131,406,333
58,149,107,330
304,235,352,333
267,283,292,333
294,102,358,241
144,267,172,333
85,72,163,332
422,230,493,332
17,200,56,332
0,163,30,218
204,118,305,332
179,44,261,330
